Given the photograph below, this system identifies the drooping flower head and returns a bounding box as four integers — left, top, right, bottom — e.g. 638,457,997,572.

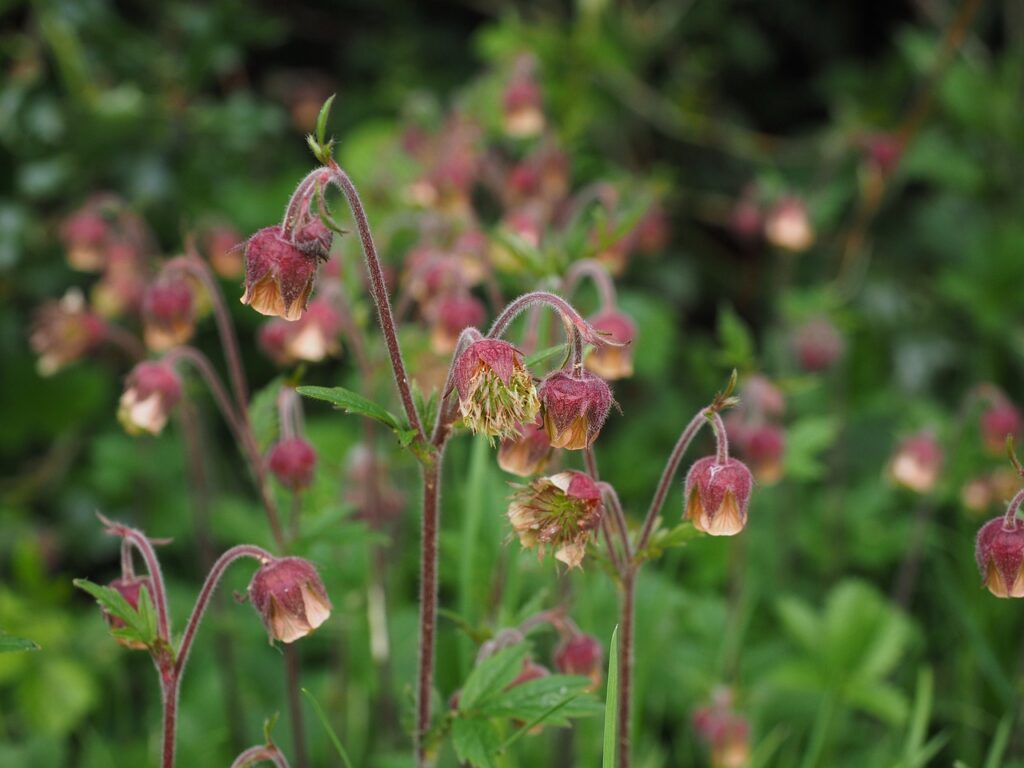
259,298,343,364
692,691,751,768
538,369,613,450
247,556,332,643
793,316,844,372
585,309,636,380
765,195,814,252
61,206,110,272
454,339,540,441
142,275,195,351
887,432,944,494
553,632,603,690
117,361,183,436
430,293,486,354
743,424,785,485
30,290,106,376
975,517,1024,598
685,457,754,536
981,400,1022,455
241,225,328,321
268,437,317,492
202,224,243,278
498,418,553,477
507,471,603,568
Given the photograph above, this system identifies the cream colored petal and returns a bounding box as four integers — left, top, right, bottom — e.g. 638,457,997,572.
301,584,331,631
704,492,746,537
286,324,330,362
270,597,312,643
555,541,586,569
242,276,288,319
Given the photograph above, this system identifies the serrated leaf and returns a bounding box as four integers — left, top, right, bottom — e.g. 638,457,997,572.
452,718,501,768
459,644,530,711
73,578,157,648
297,385,403,431
0,634,40,653
477,675,600,724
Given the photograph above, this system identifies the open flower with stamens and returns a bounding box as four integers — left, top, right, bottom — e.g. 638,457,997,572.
976,517,1024,598
117,361,182,436
30,290,106,376
507,471,603,568
585,309,636,380
538,369,613,450
240,225,324,321
454,339,540,441
498,418,553,477
684,457,753,536
248,556,332,643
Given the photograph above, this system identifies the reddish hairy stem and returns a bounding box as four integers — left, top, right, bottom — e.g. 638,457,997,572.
104,524,171,642
325,162,426,442
708,411,730,465
1004,489,1024,529
166,346,246,442
230,745,292,768
284,646,308,768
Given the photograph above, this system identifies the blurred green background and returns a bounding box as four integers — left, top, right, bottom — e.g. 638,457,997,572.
3,0,1024,766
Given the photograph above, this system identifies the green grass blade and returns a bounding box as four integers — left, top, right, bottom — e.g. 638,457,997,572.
301,688,354,768
603,625,619,768
983,715,1011,768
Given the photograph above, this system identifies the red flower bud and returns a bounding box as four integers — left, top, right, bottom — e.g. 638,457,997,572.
498,419,553,477
538,369,613,450
888,432,943,494
30,290,106,376
976,518,1024,598
142,276,195,351
585,309,636,380
454,339,540,441
268,437,317,491
793,316,844,372
117,361,182,436
430,293,486,354
248,556,332,643
740,375,785,418
507,471,603,568
553,632,602,689
240,226,322,321
981,401,1022,455
684,457,753,536
744,425,785,484
692,703,751,768
104,576,153,650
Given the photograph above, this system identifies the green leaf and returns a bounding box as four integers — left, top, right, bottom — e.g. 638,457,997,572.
497,693,582,752
315,94,336,147
452,718,501,768
717,304,755,370
0,634,40,653
73,578,157,649
478,675,599,724
297,385,403,432
782,416,840,481
637,520,702,561
458,644,530,711
301,688,354,768
775,596,820,653
603,625,619,768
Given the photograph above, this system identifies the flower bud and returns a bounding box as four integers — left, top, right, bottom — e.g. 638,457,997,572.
793,316,844,372
248,557,332,643
240,226,322,321
765,196,814,252
498,419,553,477
283,298,343,363
744,425,785,485
268,437,317,491
104,576,153,650
30,290,106,376
507,471,603,568
454,339,540,441
584,309,636,380
976,517,1024,598
430,293,486,355
887,432,943,494
684,457,753,536
553,632,602,689
981,401,1022,455
142,276,195,351
538,369,613,450
862,133,902,176
692,703,751,768
117,361,182,435
740,375,786,418
61,208,109,272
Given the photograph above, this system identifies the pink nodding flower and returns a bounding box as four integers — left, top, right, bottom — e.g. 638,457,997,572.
585,309,636,381
240,225,328,321
684,457,754,536
454,339,540,441
507,471,603,568
248,556,332,643
142,276,195,352
117,361,183,436
976,517,1024,598
538,369,613,451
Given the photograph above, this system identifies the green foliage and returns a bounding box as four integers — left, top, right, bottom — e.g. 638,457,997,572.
72,579,159,652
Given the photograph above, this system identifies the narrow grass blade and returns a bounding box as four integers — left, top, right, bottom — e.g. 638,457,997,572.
301,688,354,768
603,625,619,768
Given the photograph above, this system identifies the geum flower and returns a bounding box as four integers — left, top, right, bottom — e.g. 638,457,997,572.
684,457,753,536
240,222,332,321
453,339,540,442
248,556,332,643
538,369,613,450
507,471,603,568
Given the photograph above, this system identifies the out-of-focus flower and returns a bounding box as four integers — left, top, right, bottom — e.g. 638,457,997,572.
685,457,754,536
142,276,195,351
553,632,602,690
61,207,110,272
503,57,545,138
202,224,243,279
30,290,106,376
862,132,902,176
981,400,1022,455
692,692,751,768
248,557,332,643
888,432,944,494
498,418,553,477
454,339,540,441
976,517,1024,598
268,437,317,491
429,293,486,354
585,309,636,380
117,361,183,436
744,424,785,485
276,298,343,364
538,369,613,450
507,471,603,568
739,375,785,419
765,196,814,252
632,203,669,254
793,316,844,372
240,226,324,321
